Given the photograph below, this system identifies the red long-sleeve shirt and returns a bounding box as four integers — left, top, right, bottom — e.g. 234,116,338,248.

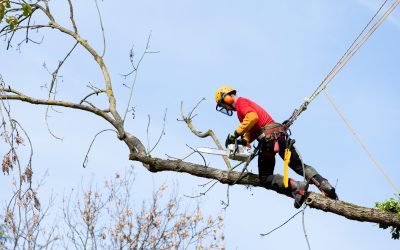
235,97,275,142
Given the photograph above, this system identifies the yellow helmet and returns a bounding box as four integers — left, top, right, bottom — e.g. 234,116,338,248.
215,86,236,104
215,86,236,116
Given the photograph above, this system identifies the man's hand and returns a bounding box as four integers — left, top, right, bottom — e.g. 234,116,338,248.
225,131,239,147
225,131,248,147
282,119,290,127
237,138,248,146
225,134,236,148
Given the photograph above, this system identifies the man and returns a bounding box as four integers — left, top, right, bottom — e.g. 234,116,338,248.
215,86,338,208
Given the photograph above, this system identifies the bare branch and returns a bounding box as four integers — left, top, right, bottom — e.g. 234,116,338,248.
83,129,118,168
148,109,167,154
185,144,207,167
180,99,232,170
122,32,159,123
260,207,305,237
93,0,105,57
48,41,79,96
0,90,118,129
79,90,106,105
67,0,78,33
184,180,218,199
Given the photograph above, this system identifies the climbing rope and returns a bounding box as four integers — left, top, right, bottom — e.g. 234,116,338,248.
285,0,399,127
323,89,400,194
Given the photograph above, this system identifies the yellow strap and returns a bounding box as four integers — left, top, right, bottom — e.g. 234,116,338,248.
283,148,291,188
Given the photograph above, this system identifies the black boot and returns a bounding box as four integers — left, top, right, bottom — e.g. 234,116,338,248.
310,175,338,200
289,179,308,209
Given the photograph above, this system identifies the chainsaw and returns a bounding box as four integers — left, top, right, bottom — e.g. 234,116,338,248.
196,143,252,162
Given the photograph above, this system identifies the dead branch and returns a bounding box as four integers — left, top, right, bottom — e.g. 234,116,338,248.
180,99,231,170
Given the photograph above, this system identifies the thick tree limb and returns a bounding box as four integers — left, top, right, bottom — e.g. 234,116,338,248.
305,193,400,227
129,151,400,228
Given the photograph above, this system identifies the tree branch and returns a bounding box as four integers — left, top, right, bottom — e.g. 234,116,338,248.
0,92,117,129
180,100,231,170
129,152,400,228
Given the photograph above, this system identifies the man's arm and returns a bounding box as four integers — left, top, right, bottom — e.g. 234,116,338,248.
235,112,259,135
226,111,259,147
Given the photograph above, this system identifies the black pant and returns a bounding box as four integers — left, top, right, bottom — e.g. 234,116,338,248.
258,136,317,191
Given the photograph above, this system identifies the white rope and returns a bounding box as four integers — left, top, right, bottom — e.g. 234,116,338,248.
324,89,399,194
287,0,399,127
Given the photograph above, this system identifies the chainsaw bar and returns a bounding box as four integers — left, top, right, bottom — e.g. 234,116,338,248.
196,147,230,157
196,144,252,162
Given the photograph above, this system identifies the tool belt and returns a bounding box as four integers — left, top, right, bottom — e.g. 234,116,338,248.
257,122,287,142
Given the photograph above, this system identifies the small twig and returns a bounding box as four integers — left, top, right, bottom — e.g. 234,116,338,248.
184,180,218,199
6,29,16,50
165,153,180,160
81,100,97,109
146,115,151,152
44,41,79,141
93,0,105,57
185,144,207,167
122,31,159,123
83,129,118,168
260,207,306,237
24,14,32,44
221,185,230,210
45,104,63,141
122,31,160,78
198,180,214,188
67,0,78,33
79,90,106,105
49,41,79,96
165,151,195,161
188,98,204,119
17,36,44,48
148,109,167,154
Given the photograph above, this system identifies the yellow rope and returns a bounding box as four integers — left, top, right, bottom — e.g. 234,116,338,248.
323,89,400,194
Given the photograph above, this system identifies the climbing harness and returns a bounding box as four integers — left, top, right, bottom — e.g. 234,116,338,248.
256,123,296,188
257,123,286,142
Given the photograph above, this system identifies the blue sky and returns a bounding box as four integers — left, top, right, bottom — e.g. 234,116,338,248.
1,0,400,249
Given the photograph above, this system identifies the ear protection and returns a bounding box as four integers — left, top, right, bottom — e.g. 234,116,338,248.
223,94,234,105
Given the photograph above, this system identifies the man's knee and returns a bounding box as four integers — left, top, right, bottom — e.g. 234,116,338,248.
303,165,318,181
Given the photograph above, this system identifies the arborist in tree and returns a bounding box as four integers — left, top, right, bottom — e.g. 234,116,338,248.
215,86,338,208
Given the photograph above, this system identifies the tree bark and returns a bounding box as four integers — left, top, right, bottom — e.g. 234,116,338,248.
129,151,400,228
